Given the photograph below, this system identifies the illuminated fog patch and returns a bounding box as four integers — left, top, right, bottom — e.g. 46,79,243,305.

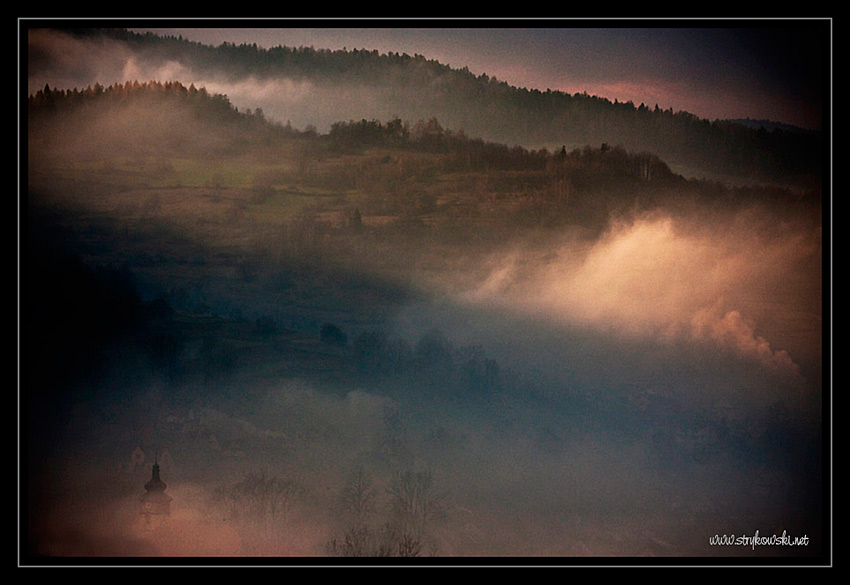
458,210,816,376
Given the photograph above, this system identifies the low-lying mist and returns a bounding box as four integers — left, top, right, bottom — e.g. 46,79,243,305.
25,197,824,562
444,205,821,379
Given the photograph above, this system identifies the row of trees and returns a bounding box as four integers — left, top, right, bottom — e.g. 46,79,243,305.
327,467,448,557
29,80,233,119
210,465,448,557
28,79,303,144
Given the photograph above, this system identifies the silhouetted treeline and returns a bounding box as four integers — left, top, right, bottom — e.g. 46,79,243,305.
28,79,305,142
30,80,230,116
327,117,548,169
54,28,825,183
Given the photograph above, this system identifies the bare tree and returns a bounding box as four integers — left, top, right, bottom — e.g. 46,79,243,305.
222,468,302,525
338,466,378,527
326,523,421,558
387,470,448,538
326,467,447,557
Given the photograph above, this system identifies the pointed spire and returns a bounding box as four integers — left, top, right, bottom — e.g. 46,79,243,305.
145,461,167,492
140,449,172,521
144,450,167,492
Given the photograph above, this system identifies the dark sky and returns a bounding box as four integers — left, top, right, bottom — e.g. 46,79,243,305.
129,20,830,130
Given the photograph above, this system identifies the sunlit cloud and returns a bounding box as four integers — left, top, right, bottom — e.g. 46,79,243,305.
691,299,798,372
458,211,815,374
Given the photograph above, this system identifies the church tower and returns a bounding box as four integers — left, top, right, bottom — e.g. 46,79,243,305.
139,456,172,529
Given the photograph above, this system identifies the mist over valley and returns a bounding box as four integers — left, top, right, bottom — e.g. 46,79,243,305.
23,26,827,563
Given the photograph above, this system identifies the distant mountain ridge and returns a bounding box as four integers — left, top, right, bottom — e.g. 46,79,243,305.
728,118,819,135
42,28,824,185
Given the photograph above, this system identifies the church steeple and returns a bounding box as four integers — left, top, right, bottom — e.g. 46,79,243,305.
139,452,172,528
145,460,167,492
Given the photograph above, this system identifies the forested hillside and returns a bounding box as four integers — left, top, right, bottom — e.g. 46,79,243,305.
28,79,819,224
46,28,824,186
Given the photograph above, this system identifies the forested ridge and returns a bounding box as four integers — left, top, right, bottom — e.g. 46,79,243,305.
47,27,824,185
28,78,818,213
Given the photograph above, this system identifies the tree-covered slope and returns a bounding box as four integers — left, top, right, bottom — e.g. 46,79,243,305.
43,28,825,186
